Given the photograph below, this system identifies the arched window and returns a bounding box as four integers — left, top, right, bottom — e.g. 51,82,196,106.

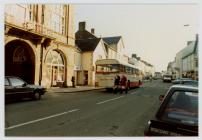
13,46,28,64
46,50,65,83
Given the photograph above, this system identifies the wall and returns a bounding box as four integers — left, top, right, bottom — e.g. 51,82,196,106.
108,48,117,59
81,52,92,85
92,41,107,86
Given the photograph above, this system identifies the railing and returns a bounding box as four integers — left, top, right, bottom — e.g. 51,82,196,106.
5,13,62,39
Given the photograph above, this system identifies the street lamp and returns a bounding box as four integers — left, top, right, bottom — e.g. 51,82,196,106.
184,24,190,27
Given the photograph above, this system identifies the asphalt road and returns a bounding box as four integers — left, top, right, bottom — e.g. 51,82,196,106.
5,80,172,136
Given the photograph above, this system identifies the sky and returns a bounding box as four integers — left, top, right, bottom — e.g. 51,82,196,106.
75,3,199,72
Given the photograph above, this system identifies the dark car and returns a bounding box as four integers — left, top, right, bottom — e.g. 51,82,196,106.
172,78,198,86
144,85,198,136
5,76,46,101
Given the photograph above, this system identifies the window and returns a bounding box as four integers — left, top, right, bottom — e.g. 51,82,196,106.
46,50,65,82
161,91,198,126
47,4,65,34
5,78,10,86
13,47,28,64
5,4,29,23
195,58,198,67
96,64,119,73
9,77,25,86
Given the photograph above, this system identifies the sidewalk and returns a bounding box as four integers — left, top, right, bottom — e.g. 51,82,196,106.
47,86,105,93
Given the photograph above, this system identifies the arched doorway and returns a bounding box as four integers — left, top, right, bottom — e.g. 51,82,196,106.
45,50,65,87
5,40,35,84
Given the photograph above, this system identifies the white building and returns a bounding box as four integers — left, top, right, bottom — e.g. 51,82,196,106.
102,36,125,63
174,34,198,80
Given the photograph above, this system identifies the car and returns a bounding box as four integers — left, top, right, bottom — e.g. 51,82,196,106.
162,74,172,82
172,78,198,86
144,85,198,136
5,76,46,101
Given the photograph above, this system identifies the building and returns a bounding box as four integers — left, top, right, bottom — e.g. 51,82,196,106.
175,50,183,78
167,61,177,79
75,22,107,86
173,34,198,80
5,4,76,88
181,35,198,80
140,60,155,77
102,36,125,63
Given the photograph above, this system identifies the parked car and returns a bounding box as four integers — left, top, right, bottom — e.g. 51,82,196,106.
5,76,46,101
144,85,198,136
172,78,198,86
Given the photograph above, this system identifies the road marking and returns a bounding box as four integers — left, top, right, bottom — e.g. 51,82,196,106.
96,96,124,105
5,109,80,130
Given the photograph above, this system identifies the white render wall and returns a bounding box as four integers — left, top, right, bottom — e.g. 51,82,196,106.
92,41,107,85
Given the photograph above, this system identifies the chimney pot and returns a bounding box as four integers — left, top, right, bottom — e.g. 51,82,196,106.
91,28,95,34
79,22,86,31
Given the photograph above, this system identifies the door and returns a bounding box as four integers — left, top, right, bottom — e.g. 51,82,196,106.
52,66,58,86
84,71,88,85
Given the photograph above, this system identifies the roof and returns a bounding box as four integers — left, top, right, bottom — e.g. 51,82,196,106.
170,84,198,91
75,30,97,40
102,36,121,45
75,38,101,52
182,41,197,59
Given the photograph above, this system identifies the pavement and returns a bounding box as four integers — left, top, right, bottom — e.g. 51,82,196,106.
47,81,151,93
47,86,105,93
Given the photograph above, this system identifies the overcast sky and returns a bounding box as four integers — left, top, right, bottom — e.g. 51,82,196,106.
75,4,199,72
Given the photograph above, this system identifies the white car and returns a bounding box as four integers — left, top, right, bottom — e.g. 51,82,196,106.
163,75,172,82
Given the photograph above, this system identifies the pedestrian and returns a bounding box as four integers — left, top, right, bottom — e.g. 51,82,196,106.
71,76,75,88
114,75,120,94
126,80,130,94
120,75,127,94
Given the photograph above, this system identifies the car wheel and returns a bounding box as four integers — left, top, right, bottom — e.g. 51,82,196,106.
32,92,41,100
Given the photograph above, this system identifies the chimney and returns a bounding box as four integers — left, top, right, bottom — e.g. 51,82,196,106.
187,41,192,46
91,28,95,34
79,22,86,31
132,54,137,58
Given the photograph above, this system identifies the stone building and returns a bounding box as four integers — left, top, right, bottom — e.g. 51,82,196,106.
5,4,76,88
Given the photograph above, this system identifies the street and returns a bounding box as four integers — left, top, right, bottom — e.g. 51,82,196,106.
5,80,172,136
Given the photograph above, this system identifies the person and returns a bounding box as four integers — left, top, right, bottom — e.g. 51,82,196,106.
114,75,120,93
71,76,75,88
120,75,127,94
126,80,130,94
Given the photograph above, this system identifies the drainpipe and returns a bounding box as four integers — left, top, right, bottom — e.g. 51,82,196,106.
39,43,43,86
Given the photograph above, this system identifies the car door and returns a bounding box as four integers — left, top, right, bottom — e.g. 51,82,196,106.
8,77,33,99
5,77,13,99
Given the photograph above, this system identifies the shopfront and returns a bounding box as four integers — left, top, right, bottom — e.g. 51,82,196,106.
45,50,65,87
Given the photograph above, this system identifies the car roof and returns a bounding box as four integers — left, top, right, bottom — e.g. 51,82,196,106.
5,76,17,78
170,84,198,91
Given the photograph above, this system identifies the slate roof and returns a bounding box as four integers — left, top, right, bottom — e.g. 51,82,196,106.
75,30,97,40
102,36,121,45
75,38,101,52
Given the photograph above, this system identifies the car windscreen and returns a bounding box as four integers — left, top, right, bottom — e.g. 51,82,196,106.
161,91,198,126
